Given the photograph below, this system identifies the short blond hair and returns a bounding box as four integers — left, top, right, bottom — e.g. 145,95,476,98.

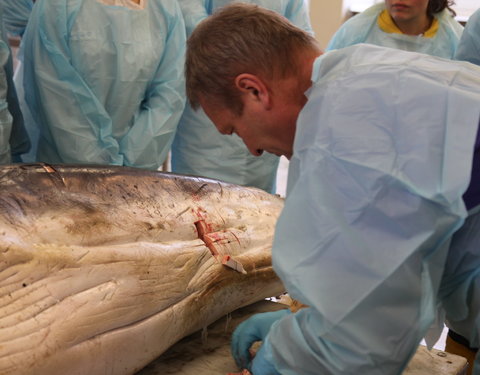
185,3,319,114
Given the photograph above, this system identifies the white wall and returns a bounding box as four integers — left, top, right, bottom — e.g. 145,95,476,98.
309,0,344,49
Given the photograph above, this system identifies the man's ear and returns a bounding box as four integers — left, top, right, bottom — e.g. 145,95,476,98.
234,73,271,109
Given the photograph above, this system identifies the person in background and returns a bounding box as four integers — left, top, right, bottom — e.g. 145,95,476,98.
455,8,480,65
185,4,480,374
21,0,186,169
171,0,313,193
327,0,463,58
0,1,29,163
2,0,36,162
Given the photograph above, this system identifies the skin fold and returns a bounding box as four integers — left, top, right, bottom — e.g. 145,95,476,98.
0,164,285,375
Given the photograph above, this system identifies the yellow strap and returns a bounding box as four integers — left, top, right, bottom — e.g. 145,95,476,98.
377,9,439,38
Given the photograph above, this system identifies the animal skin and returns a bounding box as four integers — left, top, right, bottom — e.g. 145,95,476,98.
0,164,285,375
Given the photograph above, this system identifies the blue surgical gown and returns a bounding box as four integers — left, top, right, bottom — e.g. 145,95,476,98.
171,0,313,193
2,0,33,37
0,1,29,163
22,0,186,169
327,3,463,58
263,44,480,374
1,0,34,162
455,9,480,66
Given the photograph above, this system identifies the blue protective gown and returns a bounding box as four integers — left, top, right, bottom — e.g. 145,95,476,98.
2,0,33,37
0,1,29,163
455,9,480,66
1,0,35,162
171,0,313,193
22,0,186,168
327,3,463,58
261,44,480,374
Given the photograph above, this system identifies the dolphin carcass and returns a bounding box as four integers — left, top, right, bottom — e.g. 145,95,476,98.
0,164,285,375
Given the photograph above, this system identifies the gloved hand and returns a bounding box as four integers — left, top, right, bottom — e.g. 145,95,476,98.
231,309,290,370
250,339,281,375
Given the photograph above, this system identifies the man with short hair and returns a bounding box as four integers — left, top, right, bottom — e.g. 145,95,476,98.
172,0,313,193
186,4,480,374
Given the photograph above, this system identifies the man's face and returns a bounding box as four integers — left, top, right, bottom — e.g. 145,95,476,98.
200,98,297,160
385,0,430,24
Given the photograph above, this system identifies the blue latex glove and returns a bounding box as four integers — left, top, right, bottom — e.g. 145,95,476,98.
231,309,290,370
250,339,281,375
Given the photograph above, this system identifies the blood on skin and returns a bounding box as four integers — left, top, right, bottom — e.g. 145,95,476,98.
195,219,247,273
194,220,219,257
192,207,214,232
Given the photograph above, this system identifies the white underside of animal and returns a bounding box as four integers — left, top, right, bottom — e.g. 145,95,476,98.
0,165,285,375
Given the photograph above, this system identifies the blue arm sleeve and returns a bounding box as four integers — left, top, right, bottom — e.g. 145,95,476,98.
455,9,480,66
285,0,314,35
325,5,379,51
22,0,123,165
326,18,363,51
177,0,208,37
118,3,186,169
